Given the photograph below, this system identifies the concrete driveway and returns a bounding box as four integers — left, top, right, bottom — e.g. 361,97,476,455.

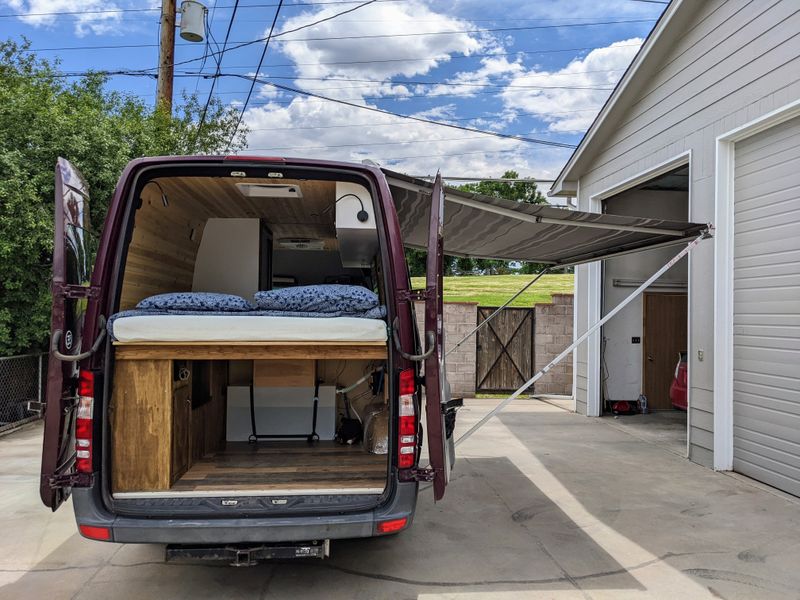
2,399,799,600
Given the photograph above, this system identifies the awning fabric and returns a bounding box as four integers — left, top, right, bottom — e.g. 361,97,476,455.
382,169,709,266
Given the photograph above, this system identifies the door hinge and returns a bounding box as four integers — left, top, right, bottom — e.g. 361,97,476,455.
399,467,435,482
396,288,435,303
49,472,93,488
53,283,100,300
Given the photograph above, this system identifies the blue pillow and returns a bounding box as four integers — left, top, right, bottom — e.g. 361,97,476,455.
254,284,378,313
137,292,254,312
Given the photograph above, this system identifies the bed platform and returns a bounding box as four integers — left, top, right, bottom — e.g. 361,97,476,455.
113,340,387,360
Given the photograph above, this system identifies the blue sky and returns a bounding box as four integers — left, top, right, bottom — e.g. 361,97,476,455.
1,0,667,179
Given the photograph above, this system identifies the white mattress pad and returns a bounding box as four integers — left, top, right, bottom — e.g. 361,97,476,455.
112,314,388,343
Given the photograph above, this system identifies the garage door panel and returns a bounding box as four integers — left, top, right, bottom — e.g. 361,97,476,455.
733,439,800,476
733,249,800,271
733,355,799,381
733,116,800,496
734,269,800,288
734,191,800,221
732,234,800,259
734,300,800,317
733,366,799,390
734,428,800,463
733,405,800,440
733,331,800,351
734,381,800,407
734,152,800,185
734,120,800,162
733,206,800,236
733,313,800,328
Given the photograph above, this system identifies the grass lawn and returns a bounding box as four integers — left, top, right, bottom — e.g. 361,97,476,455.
410,273,574,307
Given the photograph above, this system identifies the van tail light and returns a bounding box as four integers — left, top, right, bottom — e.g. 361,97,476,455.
78,524,111,541
397,369,416,469
376,517,408,534
75,369,94,475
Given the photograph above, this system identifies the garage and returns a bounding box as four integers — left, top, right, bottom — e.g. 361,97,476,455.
732,116,800,496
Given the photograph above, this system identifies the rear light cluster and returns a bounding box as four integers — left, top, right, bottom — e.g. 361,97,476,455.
376,517,408,534
75,370,94,474
397,368,417,469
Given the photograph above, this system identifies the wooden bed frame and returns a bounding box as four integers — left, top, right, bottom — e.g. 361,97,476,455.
113,341,388,360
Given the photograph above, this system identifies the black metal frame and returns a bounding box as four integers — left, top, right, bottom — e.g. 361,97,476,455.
248,378,322,444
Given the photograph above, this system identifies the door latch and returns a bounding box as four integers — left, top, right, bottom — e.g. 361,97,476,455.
399,467,435,482
49,472,93,488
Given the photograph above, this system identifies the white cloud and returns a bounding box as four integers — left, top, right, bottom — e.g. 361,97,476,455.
235,1,599,178
426,55,524,98
273,0,485,97
1,0,128,37
500,38,642,132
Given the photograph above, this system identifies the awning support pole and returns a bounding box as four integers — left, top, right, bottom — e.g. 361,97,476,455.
446,266,551,357
455,232,708,448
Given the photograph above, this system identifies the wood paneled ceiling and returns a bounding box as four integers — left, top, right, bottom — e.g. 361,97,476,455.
152,176,338,241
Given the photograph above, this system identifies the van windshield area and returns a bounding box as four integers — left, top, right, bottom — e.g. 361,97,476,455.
107,171,391,502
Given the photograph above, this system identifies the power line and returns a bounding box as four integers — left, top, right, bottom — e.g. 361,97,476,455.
246,133,501,151
0,0,405,18
185,72,619,90
194,0,240,147
24,20,655,55
228,0,285,150
228,74,578,149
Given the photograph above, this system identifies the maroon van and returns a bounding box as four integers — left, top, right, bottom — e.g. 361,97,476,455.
38,156,459,562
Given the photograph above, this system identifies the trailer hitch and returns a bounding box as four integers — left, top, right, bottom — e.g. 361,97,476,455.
165,540,331,565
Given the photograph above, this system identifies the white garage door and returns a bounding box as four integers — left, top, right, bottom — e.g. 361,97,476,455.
733,116,800,496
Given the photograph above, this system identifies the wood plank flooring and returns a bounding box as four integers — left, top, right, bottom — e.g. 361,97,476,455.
170,441,388,493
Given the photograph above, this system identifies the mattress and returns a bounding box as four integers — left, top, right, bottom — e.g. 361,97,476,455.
111,314,388,343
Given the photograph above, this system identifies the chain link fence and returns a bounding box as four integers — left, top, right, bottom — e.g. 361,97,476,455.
0,353,47,435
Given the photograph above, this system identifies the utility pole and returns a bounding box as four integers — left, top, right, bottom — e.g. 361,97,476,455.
156,0,177,114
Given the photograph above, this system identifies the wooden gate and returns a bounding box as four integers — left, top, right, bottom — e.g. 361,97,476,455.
475,307,535,393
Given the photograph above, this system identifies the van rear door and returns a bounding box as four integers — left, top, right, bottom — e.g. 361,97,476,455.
39,158,94,510
423,173,456,501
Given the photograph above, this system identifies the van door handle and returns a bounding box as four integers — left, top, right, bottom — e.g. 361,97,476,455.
51,315,107,362
392,317,435,362
647,354,654,362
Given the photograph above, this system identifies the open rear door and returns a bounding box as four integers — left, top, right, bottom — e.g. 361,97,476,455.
40,158,94,510
424,173,457,501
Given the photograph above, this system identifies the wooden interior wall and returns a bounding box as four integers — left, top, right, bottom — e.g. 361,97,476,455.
111,359,173,492
119,184,207,310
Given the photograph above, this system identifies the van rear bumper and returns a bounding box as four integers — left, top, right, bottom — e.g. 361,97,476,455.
72,482,418,544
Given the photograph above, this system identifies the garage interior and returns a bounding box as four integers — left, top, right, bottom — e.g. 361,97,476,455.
599,166,690,450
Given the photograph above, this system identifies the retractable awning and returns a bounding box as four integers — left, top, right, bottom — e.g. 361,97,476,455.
382,169,709,266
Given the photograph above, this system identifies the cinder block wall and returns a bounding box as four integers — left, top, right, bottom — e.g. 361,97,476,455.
414,301,477,397
534,293,574,395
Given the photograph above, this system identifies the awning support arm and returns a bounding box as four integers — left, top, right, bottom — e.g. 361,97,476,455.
445,266,551,357
454,232,708,448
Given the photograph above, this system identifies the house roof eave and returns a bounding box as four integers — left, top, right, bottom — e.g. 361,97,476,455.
548,0,691,196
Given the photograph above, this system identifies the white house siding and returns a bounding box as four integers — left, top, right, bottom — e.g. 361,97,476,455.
572,0,800,468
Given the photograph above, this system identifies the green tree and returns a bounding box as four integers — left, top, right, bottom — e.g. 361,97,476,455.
456,171,548,274
458,170,546,204
0,40,247,355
